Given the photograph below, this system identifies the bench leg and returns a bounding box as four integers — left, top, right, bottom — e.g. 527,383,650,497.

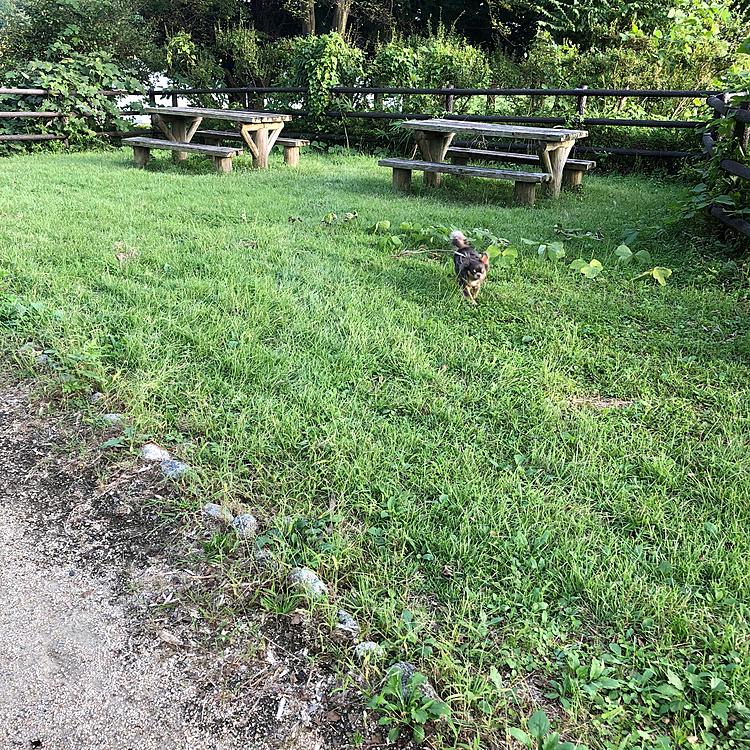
393,168,412,191
133,146,150,168
213,156,232,174
172,120,188,161
562,168,583,189
514,182,536,206
203,136,221,147
283,145,300,167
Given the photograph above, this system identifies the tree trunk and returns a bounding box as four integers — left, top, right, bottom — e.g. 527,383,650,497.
332,0,351,35
302,0,315,35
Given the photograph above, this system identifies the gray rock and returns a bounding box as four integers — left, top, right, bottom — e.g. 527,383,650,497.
142,443,170,462
336,610,359,639
102,413,126,425
90,392,105,404
388,662,442,703
36,354,50,365
289,567,328,600
19,342,35,354
203,503,234,525
161,459,188,479
231,513,258,539
354,641,386,660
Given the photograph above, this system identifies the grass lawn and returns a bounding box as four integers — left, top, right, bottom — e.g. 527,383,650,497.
1,147,749,749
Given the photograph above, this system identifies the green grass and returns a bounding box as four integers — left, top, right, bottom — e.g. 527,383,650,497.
2,147,750,749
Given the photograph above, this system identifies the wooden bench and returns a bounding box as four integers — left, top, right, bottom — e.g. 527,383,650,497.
378,158,550,205
122,137,242,173
446,147,596,188
195,130,310,166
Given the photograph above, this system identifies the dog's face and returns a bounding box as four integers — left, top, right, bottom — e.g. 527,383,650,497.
466,253,489,285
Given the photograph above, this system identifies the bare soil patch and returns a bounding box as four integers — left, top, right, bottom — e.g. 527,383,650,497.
0,377,371,750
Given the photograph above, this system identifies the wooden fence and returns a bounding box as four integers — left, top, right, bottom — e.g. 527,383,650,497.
703,95,750,239
0,84,730,158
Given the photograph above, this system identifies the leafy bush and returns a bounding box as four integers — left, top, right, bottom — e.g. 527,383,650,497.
1,47,143,152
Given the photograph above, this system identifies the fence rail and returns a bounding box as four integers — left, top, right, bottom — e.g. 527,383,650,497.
703,96,750,240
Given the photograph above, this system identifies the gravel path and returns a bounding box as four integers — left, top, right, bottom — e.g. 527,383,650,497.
0,507,206,750
0,378,366,750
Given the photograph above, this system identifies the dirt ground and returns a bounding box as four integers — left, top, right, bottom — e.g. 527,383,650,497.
0,377,374,750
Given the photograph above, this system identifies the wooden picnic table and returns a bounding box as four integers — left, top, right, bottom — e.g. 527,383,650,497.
400,119,588,199
143,106,292,168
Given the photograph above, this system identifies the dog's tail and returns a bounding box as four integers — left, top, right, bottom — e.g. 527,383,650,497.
450,230,469,250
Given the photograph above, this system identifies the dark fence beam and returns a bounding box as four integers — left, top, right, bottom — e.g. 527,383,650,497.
709,206,750,238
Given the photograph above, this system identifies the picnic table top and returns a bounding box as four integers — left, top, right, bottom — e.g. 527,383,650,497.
400,118,588,142
144,106,292,124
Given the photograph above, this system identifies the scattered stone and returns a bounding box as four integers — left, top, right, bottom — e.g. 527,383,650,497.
18,343,49,365
36,354,50,365
19,343,35,354
203,503,234,525
388,662,442,703
289,567,328,600
354,641,386,661
336,610,360,639
161,459,188,479
102,413,126,425
89,391,105,404
142,443,170,462
231,513,258,539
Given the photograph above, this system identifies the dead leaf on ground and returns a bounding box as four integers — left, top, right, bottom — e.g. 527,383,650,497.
113,242,138,265
158,629,184,647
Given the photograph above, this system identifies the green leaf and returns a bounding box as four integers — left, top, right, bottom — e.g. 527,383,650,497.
704,521,719,538
667,670,684,691
504,246,518,259
387,726,400,743
710,677,727,694
597,677,621,689
490,666,503,691
589,659,604,681
528,710,550,740
411,707,428,723
712,701,730,722
581,259,603,278
486,244,504,259
614,244,633,263
653,267,672,285
543,732,560,750
413,724,425,744
508,727,533,747
635,249,652,265
101,437,125,449
520,237,537,245
569,258,587,272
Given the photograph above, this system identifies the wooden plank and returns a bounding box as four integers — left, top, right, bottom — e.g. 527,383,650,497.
709,206,750,238
400,118,587,142
720,159,750,181
195,129,243,140
446,147,595,169
0,133,65,141
0,111,60,118
121,137,241,157
277,137,311,146
143,106,291,123
377,158,550,183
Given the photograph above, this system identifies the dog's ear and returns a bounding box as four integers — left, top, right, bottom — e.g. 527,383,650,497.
481,253,489,265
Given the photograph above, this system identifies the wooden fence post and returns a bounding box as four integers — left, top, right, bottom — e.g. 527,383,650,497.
576,85,588,117
617,86,629,112
733,100,749,156
445,84,454,113
148,89,156,106
171,92,178,107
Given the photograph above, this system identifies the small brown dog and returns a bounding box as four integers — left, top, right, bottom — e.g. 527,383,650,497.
450,231,489,305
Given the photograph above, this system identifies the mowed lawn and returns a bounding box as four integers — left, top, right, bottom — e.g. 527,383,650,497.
1,147,749,748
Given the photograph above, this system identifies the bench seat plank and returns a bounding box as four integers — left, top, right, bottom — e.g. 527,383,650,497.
122,137,241,173
122,137,241,157
447,147,595,170
378,158,550,183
